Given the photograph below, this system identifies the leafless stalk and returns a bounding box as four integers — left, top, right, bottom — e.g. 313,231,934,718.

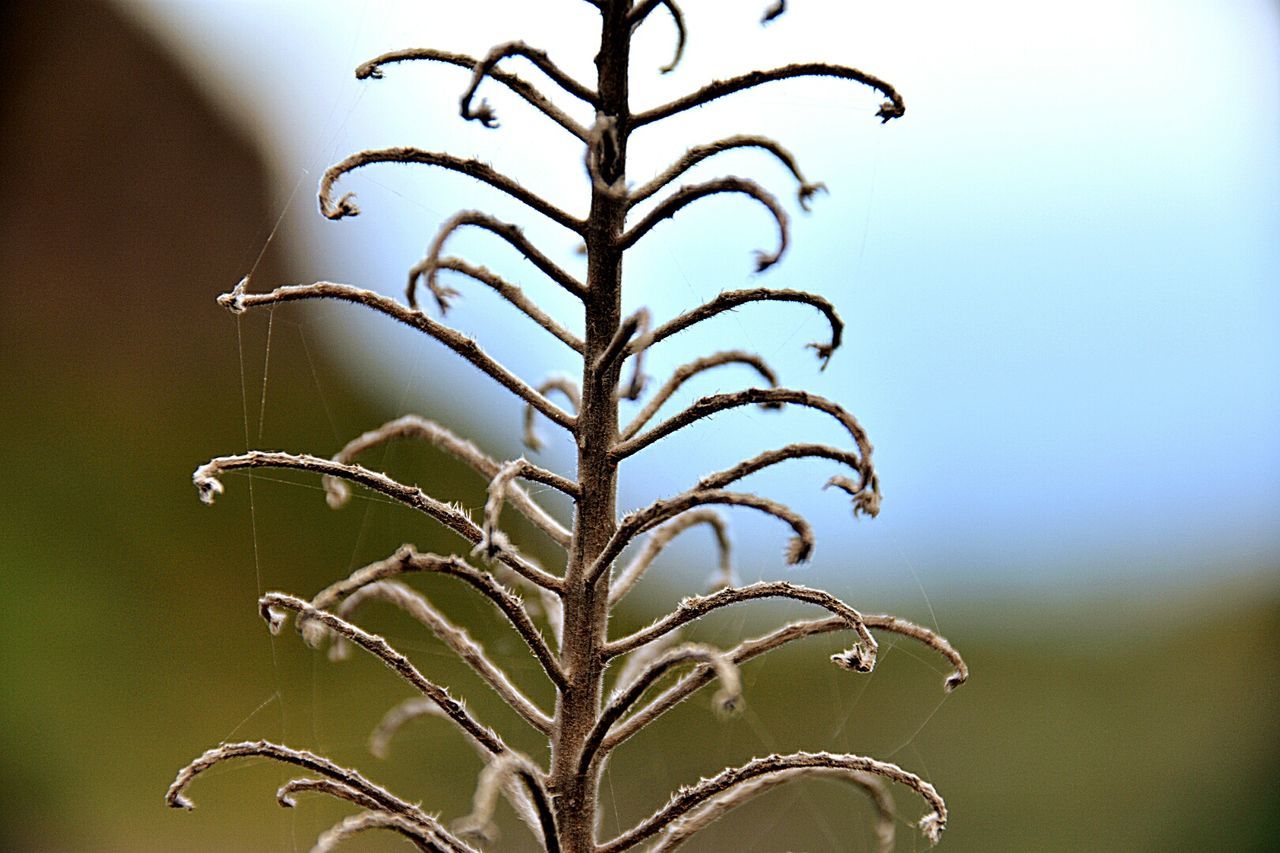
318,147,584,232
357,47,588,139
604,581,878,672
626,286,843,368
621,350,779,441
603,614,967,753
651,767,895,853
218,278,576,432
609,508,733,604
323,414,573,547
174,6,963,850
194,450,561,591
524,375,581,451
629,135,825,210
328,580,552,732
600,751,943,853
409,210,586,312
262,593,508,754
313,811,460,853
622,176,790,272
301,545,565,689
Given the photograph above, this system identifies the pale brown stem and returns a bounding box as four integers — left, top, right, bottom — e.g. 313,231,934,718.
301,545,566,690
613,387,880,518
603,613,967,751
330,581,553,733
194,451,562,591
604,581,877,673
621,176,790,271
525,376,582,452
629,0,686,74
261,593,509,754
480,458,578,562
422,257,585,352
166,740,445,839
318,147,585,233
219,278,576,433
633,62,906,128
600,751,945,852
621,350,779,441
629,135,824,210
580,643,740,777
587,488,814,584
410,210,586,312
314,812,458,853
650,767,895,853
626,287,843,368
460,41,598,130
323,414,573,549
357,47,588,139
454,752,560,852
608,508,732,604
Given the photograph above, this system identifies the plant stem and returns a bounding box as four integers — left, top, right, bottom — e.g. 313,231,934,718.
549,3,631,850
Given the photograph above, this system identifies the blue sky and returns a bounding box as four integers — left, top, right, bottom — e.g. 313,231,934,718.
123,0,1279,599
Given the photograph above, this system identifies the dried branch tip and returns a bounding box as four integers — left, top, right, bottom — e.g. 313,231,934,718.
217,276,249,315
825,474,881,519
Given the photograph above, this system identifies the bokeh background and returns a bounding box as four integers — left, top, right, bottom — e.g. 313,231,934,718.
2,0,1277,850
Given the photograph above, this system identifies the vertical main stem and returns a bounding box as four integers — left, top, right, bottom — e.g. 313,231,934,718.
550,3,631,852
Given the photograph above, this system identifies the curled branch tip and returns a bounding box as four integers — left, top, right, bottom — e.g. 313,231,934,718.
825,473,881,519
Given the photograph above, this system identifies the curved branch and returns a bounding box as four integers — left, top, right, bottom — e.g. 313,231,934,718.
697,443,863,498
629,135,824,211
621,177,789,272
595,307,652,402
261,593,508,755
324,414,573,549
524,375,581,452
318,148,584,233
277,777,385,813
329,581,553,734
167,740,440,834
604,613,967,751
409,210,586,312
629,0,687,74
480,458,578,563
454,752,560,853
302,545,566,690
370,697,450,760
613,387,879,518
424,257,584,352
634,62,906,128
588,489,812,585
609,509,733,605
193,450,563,592
600,751,945,853
459,41,597,130
605,581,877,674
628,287,843,368
581,644,740,776
622,350,779,441
356,48,588,140
617,308,651,401
219,278,577,434
315,811,461,853
651,767,895,853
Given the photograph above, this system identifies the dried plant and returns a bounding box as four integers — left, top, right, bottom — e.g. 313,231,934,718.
168,3,967,851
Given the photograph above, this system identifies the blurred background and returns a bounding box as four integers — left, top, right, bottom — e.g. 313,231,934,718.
1,0,1276,850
